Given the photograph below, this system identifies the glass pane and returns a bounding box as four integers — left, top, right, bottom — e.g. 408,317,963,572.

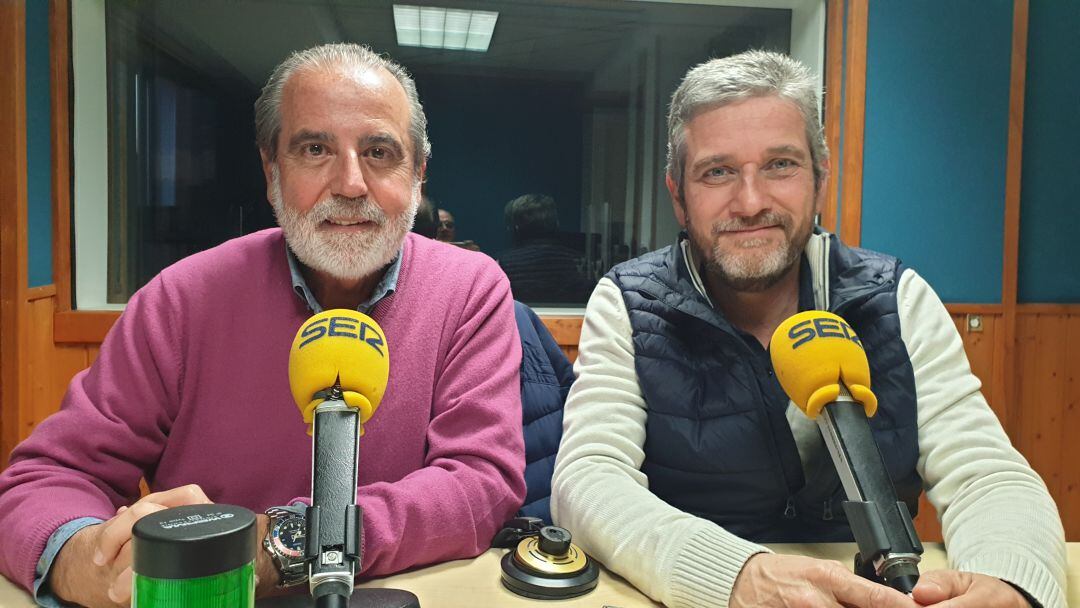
90,0,798,308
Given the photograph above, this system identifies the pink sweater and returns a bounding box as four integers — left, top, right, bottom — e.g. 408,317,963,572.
0,229,526,591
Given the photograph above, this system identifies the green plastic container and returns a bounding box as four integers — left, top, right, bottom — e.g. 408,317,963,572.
132,504,257,607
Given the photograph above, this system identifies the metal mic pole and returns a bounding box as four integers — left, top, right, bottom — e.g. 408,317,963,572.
816,384,923,593
307,383,363,606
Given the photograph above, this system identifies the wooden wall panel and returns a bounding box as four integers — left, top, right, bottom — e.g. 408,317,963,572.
0,0,29,468
561,346,578,364
1063,315,1080,540
26,298,55,437
542,317,583,364
839,0,868,246
1018,314,1065,493
23,295,89,441
913,494,940,542
1015,312,1080,539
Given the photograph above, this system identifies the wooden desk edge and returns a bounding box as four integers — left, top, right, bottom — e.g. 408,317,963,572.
2,543,1076,607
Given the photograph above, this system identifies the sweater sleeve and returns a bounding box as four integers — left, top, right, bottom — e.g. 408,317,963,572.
351,264,526,577
0,276,182,592
898,270,1067,608
551,278,768,608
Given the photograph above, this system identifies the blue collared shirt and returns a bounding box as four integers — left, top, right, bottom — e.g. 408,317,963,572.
286,246,402,314
31,245,403,606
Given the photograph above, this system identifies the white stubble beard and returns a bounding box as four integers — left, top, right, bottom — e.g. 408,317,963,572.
269,165,420,281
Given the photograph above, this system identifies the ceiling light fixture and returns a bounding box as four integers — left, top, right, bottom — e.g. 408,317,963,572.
393,4,498,52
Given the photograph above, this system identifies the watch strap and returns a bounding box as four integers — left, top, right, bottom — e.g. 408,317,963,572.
264,506,308,588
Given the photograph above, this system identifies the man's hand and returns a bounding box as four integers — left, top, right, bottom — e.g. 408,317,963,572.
912,570,1030,607
254,513,285,597
48,484,211,607
730,553,920,608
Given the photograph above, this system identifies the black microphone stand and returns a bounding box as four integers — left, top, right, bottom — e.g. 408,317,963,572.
303,382,421,608
819,385,923,593
306,383,363,607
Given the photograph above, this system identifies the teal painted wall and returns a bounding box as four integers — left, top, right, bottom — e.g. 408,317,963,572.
859,0,1013,303
26,0,52,288
1018,1,1080,303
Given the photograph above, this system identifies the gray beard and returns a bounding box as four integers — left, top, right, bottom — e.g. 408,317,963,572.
704,235,802,292
694,211,812,293
269,167,419,281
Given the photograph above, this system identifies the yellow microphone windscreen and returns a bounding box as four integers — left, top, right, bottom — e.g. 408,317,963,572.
768,311,877,419
288,309,389,433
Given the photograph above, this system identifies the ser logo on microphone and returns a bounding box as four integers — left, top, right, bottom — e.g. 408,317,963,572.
298,315,385,356
788,316,863,350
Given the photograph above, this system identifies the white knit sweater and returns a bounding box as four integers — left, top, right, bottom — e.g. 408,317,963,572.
550,233,1066,608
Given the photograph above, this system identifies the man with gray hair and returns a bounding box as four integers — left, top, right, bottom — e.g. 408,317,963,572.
552,50,1065,608
0,43,526,605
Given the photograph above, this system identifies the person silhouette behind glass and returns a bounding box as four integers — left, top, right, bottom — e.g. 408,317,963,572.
412,195,439,239
436,207,480,251
498,194,590,305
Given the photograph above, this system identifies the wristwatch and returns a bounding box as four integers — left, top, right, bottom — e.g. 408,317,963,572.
263,506,308,588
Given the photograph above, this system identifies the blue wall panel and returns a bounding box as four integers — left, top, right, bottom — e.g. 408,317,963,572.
1018,2,1080,303
860,0,1012,303
26,0,52,288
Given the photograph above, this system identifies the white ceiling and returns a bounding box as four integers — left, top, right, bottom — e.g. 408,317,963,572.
122,0,790,91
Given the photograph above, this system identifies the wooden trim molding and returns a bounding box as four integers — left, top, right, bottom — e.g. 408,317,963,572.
59,307,1025,350
50,0,72,312
998,0,1029,439
944,303,1005,315
1,0,29,465
821,0,844,234
26,284,57,302
54,310,120,344
1017,303,1080,315
1001,0,1029,316
839,0,867,247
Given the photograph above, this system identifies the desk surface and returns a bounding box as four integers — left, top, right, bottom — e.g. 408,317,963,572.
1,543,1076,607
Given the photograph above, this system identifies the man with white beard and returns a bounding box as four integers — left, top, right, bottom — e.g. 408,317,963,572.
0,43,526,606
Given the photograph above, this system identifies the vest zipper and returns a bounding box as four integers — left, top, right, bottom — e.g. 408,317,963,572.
822,500,834,521
783,497,797,519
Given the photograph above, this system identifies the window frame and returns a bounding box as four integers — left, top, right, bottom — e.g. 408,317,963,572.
57,0,832,331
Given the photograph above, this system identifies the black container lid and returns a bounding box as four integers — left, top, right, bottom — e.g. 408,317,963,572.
133,504,257,580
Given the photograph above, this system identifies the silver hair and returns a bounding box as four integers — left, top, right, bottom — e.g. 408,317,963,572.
254,43,431,173
666,50,828,195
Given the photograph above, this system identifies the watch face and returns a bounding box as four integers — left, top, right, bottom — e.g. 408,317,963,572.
271,516,306,558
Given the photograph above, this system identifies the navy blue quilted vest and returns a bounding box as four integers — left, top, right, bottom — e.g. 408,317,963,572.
514,301,574,524
607,232,921,543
